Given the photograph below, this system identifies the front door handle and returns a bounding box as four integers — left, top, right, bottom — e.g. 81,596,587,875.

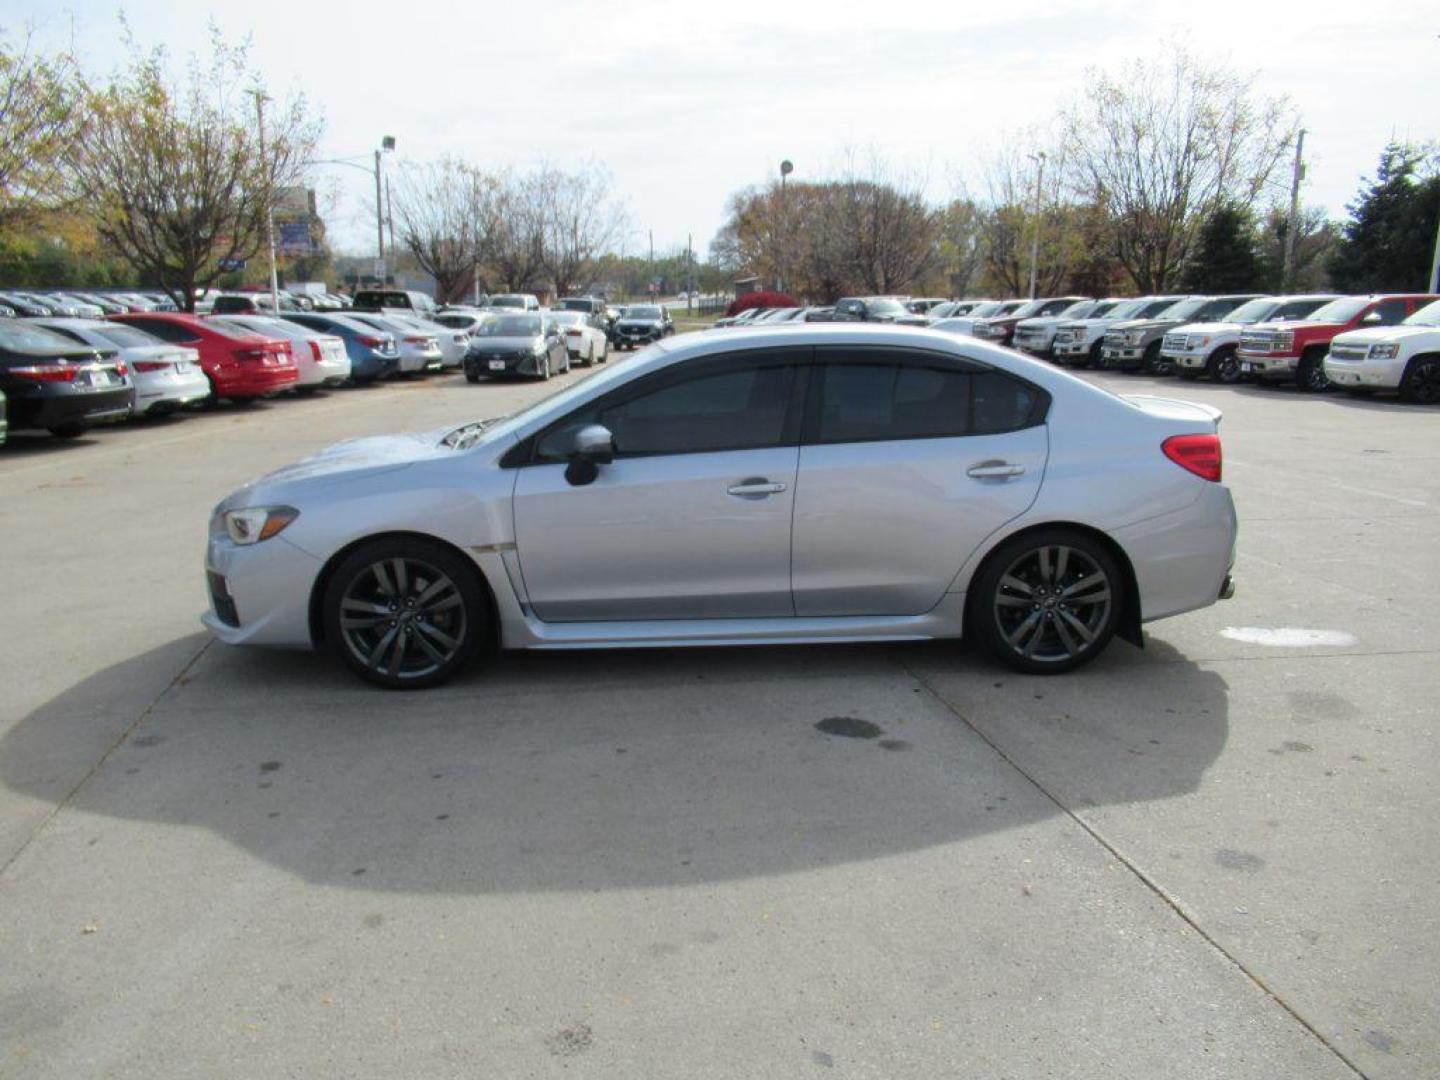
727,477,788,498
966,461,1026,479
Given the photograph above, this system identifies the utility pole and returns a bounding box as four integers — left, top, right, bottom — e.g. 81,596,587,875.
386,174,396,280
648,229,654,299
778,159,793,294
687,233,694,315
250,91,280,314
1283,129,1307,292
1027,152,1046,301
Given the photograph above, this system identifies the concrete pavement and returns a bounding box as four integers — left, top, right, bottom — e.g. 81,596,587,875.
1,361,1435,1077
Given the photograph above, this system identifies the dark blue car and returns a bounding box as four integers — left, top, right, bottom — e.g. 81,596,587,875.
284,313,401,382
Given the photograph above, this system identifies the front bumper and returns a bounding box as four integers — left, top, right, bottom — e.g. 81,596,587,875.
616,325,662,345
1238,352,1298,379
1101,344,1145,367
466,351,544,377
203,532,322,647
1012,333,1054,355
1168,350,1209,369
1323,356,1403,389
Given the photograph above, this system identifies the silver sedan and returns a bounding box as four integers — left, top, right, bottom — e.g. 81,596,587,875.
203,325,1238,688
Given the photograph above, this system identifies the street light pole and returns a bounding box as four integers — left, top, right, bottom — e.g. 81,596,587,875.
249,90,280,314
374,149,385,285
1283,129,1307,292
1027,152,1046,301
778,159,793,294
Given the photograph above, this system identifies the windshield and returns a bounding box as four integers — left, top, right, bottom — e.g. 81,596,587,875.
1087,300,1120,318
1305,297,1370,323
558,299,593,311
1154,298,1207,320
92,324,162,348
0,322,84,351
866,299,906,316
625,305,662,319
1222,298,1279,324
490,296,527,309
477,315,542,337
962,302,1002,318
1405,299,1440,327
1056,300,1094,318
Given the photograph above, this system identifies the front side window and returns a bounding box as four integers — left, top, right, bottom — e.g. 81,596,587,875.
543,364,797,459
1372,299,1410,325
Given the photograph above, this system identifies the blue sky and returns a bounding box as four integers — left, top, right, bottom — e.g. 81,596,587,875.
5,0,1437,258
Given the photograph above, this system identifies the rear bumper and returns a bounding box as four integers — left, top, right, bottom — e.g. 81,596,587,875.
1116,482,1238,623
3,385,133,430
213,365,298,398
134,370,212,411
349,352,399,380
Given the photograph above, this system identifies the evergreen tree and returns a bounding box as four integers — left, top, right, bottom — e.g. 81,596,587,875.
1328,143,1440,292
1181,203,1260,291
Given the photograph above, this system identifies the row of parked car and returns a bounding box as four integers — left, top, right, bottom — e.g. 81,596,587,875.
0,287,673,444
716,291,1440,404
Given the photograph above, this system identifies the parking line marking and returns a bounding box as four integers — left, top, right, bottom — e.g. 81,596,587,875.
1226,459,1429,509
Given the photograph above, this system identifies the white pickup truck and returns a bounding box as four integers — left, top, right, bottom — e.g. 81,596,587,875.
1051,296,1181,368
1165,295,1336,383
1323,298,1440,403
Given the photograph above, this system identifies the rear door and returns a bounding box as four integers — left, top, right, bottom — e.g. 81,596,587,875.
791,346,1049,616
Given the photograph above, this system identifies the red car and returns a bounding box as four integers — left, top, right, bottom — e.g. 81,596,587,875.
109,312,298,400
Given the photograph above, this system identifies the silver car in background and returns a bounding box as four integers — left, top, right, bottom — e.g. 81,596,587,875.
204,325,1237,689
346,313,443,373
29,317,211,416
383,313,470,369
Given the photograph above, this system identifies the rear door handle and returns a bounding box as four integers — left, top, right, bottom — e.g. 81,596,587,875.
966,461,1026,479
727,477,788,498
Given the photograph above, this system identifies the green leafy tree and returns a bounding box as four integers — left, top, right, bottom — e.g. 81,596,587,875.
1181,203,1259,291
1327,143,1440,292
0,32,78,230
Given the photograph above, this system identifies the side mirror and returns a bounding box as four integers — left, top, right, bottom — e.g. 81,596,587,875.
542,423,614,486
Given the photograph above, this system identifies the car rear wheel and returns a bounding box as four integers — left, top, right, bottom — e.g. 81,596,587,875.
970,529,1121,674
1400,355,1440,404
1207,346,1242,384
1297,349,1331,393
48,423,89,439
323,538,489,690
584,344,594,367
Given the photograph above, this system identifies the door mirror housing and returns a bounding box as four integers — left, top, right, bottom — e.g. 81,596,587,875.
543,423,614,486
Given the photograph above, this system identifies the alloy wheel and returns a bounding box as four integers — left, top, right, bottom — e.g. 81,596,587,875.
1402,358,1440,404
992,544,1113,664
338,557,468,681
1211,348,1241,384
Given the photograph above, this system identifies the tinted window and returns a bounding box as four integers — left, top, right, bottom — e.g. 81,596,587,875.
814,361,1042,443
1372,299,1409,325
1272,298,1330,320
562,366,796,458
127,319,197,343
817,365,972,442
93,325,163,348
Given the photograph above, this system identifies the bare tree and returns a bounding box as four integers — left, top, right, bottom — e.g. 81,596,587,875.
1064,44,1296,292
390,157,495,304
485,169,548,292
0,31,79,230
538,163,626,296
834,155,939,294
67,26,320,311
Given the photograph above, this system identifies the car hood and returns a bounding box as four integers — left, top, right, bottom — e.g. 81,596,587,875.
1110,318,1181,333
617,318,663,327
1332,325,1439,346
1169,321,1243,335
1015,316,1068,331
1249,320,1342,334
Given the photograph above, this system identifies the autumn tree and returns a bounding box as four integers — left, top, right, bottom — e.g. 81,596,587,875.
0,31,78,230
67,27,320,311
538,163,627,296
390,157,496,304
1064,44,1295,292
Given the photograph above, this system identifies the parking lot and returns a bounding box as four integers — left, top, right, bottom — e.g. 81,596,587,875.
1,360,1437,1078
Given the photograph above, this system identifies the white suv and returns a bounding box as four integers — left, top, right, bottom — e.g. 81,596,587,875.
1324,298,1440,403
1167,295,1336,383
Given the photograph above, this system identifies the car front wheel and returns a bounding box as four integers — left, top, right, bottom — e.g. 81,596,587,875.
970,529,1121,674
1400,355,1440,404
323,538,489,689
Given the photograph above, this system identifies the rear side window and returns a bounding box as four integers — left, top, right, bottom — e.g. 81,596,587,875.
813,361,1044,444
128,319,197,343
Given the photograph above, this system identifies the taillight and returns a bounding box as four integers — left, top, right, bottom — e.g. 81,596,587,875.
403,335,429,345
1163,434,1222,482
10,363,79,382
132,360,169,372
357,335,384,348
309,341,323,362
114,361,128,377
565,329,582,337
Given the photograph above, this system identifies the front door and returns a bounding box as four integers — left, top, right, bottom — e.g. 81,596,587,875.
512,351,806,622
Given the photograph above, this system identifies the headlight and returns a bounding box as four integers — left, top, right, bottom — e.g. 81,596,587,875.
222,506,299,545
1369,344,1399,360
1273,331,1295,351
1124,331,1144,345
532,341,547,354
1192,335,1210,348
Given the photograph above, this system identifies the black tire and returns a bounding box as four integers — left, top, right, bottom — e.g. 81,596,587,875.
1296,349,1331,393
1342,387,1375,397
1139,340,1165,375
968,528,1122,674
1207,346,1242,384
1399,355,1440,404
1083,340,1104,369
538,354,550,380
582,344,594,368
1176,368,1200,381
322,537,490,690
48,423,89,439
465,372,481,384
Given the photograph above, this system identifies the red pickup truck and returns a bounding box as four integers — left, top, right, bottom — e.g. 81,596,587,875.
1237,294,1439,392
